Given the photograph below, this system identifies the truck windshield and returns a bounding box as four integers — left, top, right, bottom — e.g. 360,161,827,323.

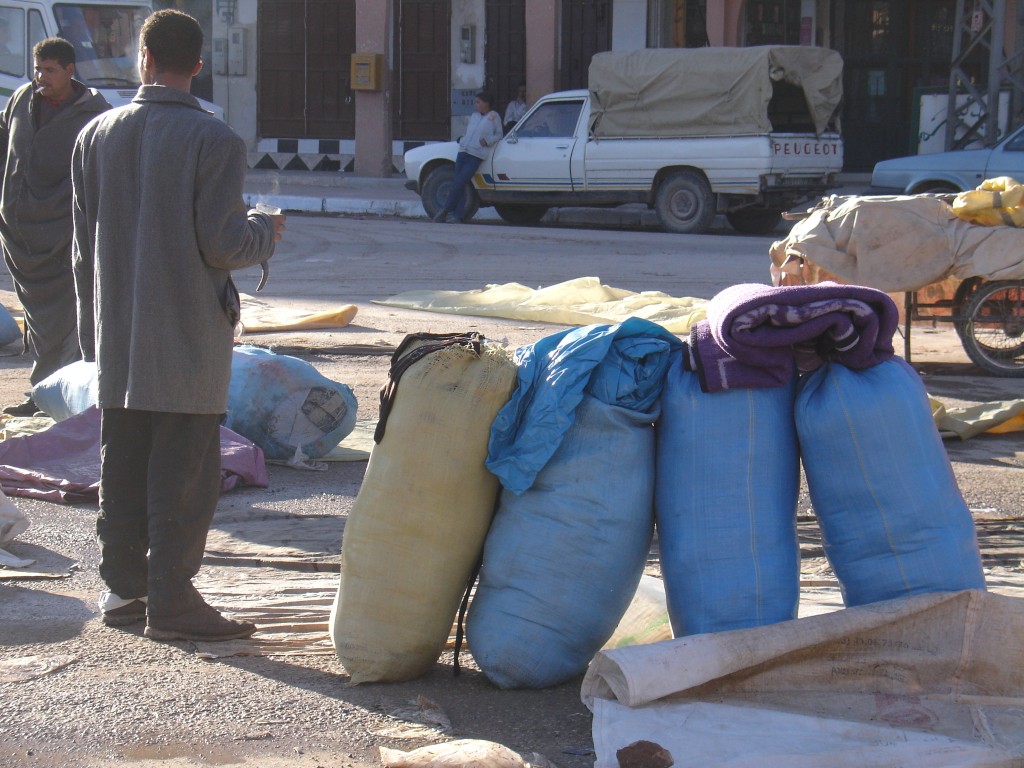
515,101,583,139
53,3,149,87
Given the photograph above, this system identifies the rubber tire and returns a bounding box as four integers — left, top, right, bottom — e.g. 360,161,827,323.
913,182,961,195
420,165,480,222
959,280,1024,377
726,207,784,235
654,171,715,234
494,204,549,226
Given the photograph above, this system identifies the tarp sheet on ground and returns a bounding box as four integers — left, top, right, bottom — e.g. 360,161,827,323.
238,293,358,334
770,194,1024,292
932,397,1024,439
582,590,1024,768
373,277,707,334
0,407,268,503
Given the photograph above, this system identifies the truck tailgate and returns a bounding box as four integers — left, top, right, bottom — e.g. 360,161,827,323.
769,133,843,174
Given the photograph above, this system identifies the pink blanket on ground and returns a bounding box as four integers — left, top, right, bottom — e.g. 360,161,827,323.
0,407,268,504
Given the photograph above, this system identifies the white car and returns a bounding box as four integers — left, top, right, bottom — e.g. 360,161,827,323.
871,126,1024,194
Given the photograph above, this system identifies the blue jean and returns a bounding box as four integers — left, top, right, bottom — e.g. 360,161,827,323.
442,151,483,219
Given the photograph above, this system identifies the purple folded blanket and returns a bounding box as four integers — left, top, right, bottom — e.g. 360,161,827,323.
687,282,899,392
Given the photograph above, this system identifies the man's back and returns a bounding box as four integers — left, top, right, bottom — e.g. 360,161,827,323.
73,85,275,415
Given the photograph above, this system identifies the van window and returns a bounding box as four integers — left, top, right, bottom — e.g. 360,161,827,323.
0,7,26,77
54,3,148,87
28,10,46,57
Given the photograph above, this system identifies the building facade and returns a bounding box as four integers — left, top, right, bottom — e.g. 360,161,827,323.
201,0,1021,174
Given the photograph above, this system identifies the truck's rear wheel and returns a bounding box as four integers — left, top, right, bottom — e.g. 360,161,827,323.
494,204,549,225
655,171,715,234
726,207,783,235
421,165,480,221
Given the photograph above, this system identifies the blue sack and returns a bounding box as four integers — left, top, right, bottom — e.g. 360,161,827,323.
32,360,98,421
469,320,678,688
226,345,357,460
467,394,656,689
656,351,800,636
0,303,19,347
795,358,986,606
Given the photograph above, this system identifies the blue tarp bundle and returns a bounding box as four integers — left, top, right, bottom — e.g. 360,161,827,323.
225,345,358,460
796,358,986,606
469,318,680,688
656,351,801,636
486,317,682,495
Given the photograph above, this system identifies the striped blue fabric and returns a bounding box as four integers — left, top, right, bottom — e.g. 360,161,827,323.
796,359,986,606
656,353,801,636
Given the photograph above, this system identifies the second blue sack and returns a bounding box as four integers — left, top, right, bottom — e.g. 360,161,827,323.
656,350,801,637
795,358,986,606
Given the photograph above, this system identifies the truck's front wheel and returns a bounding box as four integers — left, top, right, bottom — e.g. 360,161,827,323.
726,207,783,235
421,165,480,221
494,204,549,225
654,171,715,234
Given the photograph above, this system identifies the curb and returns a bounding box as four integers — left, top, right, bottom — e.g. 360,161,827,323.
243,193,504,221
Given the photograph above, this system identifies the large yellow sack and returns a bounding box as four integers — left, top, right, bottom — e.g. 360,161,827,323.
330,333,516,683
952,176,1024,227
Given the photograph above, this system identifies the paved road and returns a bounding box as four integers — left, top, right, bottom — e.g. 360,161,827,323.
235,212,776,303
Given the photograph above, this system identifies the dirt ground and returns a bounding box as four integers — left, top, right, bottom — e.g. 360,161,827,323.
1,292,1023,768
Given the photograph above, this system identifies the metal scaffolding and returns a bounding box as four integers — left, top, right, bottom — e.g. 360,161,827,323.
946,0,1024,149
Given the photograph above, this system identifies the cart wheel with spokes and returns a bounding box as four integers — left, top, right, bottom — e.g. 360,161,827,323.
952,277,983,344
959,280,1024,376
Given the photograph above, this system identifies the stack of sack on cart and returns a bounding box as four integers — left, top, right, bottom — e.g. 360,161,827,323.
330,282,986,688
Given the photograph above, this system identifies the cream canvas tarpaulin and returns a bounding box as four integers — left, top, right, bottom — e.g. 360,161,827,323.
373,277,707,335
582,590,1024,768
770,195,1024,292
239,293,358,334
931,397,1024,439
588,46,843,139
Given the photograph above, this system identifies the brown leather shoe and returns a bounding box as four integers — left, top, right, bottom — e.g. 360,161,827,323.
101,599,147,627
145,602,256,642
2,397,39,417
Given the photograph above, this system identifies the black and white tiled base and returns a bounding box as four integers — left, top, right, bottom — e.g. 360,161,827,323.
248,138,427,173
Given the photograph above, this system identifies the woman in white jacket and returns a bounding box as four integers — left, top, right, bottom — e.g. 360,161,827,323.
433,91,503,224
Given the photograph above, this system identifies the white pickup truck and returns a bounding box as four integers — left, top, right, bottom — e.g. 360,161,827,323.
404,46,844,235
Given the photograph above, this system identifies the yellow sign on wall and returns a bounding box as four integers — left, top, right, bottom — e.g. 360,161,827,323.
351,53,383,91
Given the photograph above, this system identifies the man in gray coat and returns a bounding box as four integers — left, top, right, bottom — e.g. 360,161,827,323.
0,38,110,415
71,10,285,641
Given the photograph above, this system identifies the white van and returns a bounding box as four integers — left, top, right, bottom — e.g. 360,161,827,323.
0,0,221,115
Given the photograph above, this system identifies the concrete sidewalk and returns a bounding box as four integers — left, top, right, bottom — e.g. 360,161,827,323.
243,169,874,228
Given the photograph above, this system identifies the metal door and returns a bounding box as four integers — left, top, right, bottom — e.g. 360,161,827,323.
484,0,525,120
394,0,450,141
839,0,957,171
488,98,584,189
559,0,612,91
258,0,355,139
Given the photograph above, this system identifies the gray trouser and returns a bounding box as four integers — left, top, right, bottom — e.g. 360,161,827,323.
96,408,222,617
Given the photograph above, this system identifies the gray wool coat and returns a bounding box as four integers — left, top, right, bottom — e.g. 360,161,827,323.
0,80,111,383
72,85,276,414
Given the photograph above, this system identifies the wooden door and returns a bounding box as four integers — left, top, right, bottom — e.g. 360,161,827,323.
559,0,612,91
258,0,356,139
394,0,450,141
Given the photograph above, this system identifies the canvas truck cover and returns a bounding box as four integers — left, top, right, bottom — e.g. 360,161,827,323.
588,46,843,138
